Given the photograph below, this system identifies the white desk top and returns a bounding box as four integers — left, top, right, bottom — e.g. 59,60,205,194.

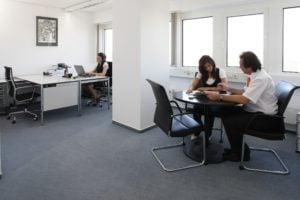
17,74,108,85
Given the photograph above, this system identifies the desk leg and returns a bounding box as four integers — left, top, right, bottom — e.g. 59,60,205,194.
41,84,44,125
78,81,82,116
108,79,110,110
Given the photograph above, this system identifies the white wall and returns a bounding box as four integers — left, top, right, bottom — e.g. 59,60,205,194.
169,0,300,125
0,0,97,78
112,0,169,131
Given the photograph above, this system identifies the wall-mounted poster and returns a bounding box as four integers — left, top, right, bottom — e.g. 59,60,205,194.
36,16,58,46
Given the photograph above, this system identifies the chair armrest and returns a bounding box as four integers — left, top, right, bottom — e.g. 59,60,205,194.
246,113,285,133
170,100,183,113
171,112,194,118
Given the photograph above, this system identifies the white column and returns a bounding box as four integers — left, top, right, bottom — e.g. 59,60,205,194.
112,0,169,131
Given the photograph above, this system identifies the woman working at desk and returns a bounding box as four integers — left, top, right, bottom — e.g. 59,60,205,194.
84,52,109,105
187,55,227,141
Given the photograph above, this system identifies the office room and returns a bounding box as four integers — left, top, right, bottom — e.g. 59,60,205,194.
0,0,300,199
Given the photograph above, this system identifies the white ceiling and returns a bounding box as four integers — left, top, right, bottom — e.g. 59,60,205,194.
11,0,271,12
13,0,112,11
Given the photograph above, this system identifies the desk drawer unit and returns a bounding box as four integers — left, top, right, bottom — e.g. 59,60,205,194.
43,82,78,111
297,112,300,153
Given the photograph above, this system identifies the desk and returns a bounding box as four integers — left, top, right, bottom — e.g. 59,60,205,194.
17,75,110,125
174,91,238,164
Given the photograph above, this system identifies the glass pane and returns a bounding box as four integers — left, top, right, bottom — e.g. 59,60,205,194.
183,17,213,67
104,29,113,62
283,7,300,72
227,14,264,67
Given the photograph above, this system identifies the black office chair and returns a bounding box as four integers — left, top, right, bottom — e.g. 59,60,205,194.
4,66,39,124
147,79,206,172
239,81,299,175
185,72,224,143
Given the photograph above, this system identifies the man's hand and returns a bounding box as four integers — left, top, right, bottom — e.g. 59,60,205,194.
204,91,220,101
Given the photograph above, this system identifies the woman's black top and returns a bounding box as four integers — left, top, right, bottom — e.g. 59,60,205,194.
200,68,222,87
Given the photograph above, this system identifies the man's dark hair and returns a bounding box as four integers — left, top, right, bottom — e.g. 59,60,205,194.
239,51,261,72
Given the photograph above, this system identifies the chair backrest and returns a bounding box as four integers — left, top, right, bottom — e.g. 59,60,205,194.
146,79,173,134
4,66,16,98
275,81,299,116
107,62,112,86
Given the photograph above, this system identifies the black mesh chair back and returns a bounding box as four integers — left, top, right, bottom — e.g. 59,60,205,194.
146,79,173,135
4,66,16,98
275,81,298,116
107,62,112,87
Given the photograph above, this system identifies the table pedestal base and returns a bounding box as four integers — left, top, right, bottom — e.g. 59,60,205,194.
183,136,224,164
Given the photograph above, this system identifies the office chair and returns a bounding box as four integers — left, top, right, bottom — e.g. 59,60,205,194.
4,66,39,124
147,79,206,172
185,72,224,143
239,81,299,175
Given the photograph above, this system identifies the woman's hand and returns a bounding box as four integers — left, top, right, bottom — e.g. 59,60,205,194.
217,83,228,92
204,91,220,101
186,88,193,94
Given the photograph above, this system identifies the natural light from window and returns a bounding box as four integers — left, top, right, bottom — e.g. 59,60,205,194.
283,7,300,73
104,29,113,62
227,14,264,67
183,17,213,67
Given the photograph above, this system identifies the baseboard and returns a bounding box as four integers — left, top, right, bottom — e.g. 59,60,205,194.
112,121,157,133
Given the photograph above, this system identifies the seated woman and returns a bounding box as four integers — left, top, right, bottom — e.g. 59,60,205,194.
187,55,227,141
84,52,109,105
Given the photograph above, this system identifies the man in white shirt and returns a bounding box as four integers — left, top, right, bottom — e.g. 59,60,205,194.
205,51,278,161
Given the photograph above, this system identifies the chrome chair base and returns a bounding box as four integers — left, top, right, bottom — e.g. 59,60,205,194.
7,108,38,124
239,135,289,175
151,134,206,172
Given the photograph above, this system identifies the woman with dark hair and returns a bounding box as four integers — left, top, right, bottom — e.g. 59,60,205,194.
187,55,227,141
84,52,109,105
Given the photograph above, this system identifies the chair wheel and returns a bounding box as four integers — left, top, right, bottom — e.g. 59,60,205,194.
12,120,16,124
7,116,11,120
34,117,38,121
239,165,244,170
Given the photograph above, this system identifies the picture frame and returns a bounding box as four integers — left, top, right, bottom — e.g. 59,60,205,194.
36,16,58,46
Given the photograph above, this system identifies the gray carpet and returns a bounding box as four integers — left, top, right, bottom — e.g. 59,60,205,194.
0,106,299,200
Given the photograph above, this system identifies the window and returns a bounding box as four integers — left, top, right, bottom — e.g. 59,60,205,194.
169,22,172,65
283,7,300,73
104,29,113,62
227,14,264,67
182,17,213,67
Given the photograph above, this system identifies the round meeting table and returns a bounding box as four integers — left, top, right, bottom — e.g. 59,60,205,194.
173,90,239,164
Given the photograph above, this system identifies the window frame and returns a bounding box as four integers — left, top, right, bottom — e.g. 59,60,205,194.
226,13,264,67
104,28,113,62
181,16,214,67
282,6,300,73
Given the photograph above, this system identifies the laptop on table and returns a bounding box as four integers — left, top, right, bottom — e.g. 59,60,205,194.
74,65,95,77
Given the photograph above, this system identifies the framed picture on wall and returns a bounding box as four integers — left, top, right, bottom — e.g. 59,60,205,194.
36,16,58,46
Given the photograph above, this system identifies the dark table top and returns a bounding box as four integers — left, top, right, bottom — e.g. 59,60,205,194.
174,91,238,106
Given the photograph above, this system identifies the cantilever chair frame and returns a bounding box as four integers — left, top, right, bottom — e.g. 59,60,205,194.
239,81,299,175
151,100,206,172
147,79,206,172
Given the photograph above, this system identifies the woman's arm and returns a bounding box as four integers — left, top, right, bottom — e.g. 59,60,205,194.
186,79,200,93
92,63,109,76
